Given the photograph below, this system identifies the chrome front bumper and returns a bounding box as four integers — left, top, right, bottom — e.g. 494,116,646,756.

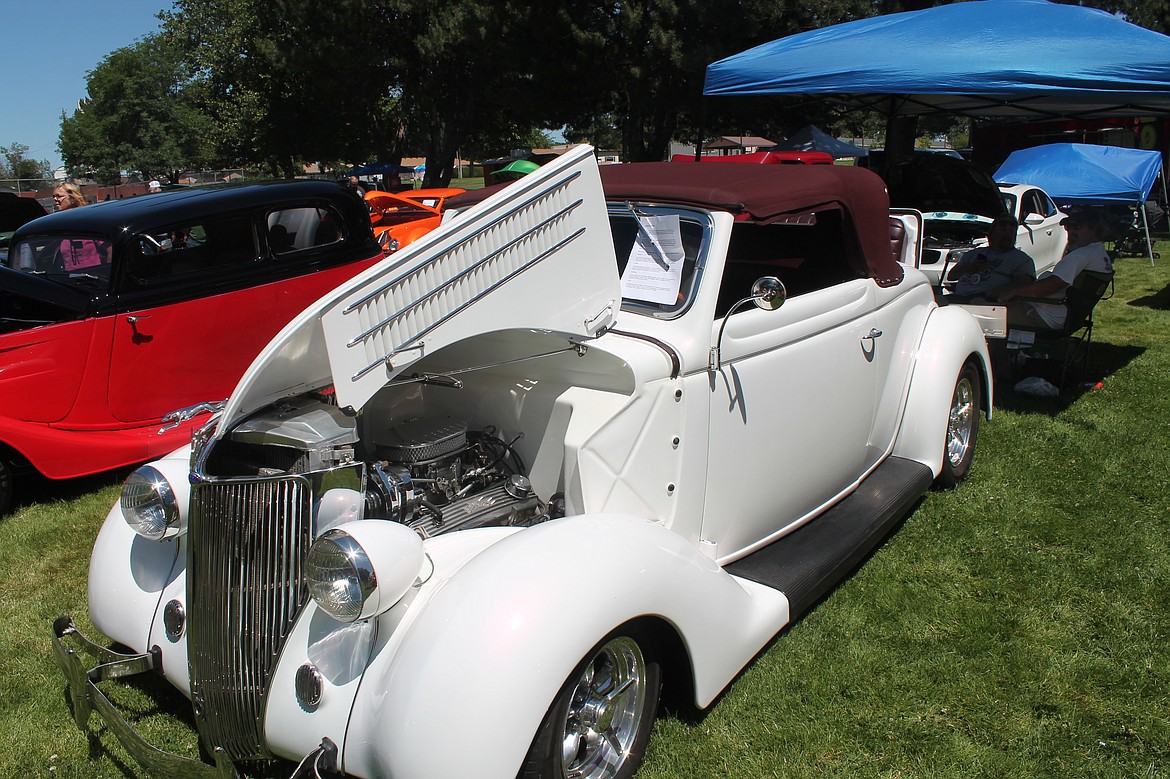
51,616,239,779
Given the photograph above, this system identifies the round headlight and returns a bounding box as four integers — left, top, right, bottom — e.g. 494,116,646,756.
121,466,181,541
306,530,377,623
305,521,426,623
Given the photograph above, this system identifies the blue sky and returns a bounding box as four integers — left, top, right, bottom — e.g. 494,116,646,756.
3,1,168,171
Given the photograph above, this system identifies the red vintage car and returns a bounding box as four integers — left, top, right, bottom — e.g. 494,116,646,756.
0,181,382,512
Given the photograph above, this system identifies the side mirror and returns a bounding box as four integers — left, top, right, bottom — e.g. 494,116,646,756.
1023,213,1045,226
710,276,787,371
750,276,787,310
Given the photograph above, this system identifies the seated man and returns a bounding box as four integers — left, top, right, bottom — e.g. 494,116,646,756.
943,214,1035,303
994,208,1113,330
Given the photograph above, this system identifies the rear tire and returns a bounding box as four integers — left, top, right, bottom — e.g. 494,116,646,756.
521,627,661,779
935,360,980,489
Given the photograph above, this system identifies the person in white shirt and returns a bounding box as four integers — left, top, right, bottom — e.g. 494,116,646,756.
995,208,1112,329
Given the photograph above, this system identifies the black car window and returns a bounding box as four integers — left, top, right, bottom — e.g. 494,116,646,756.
128,216,258,282
266,206,344,256
717,209,862,316
5,233,114,291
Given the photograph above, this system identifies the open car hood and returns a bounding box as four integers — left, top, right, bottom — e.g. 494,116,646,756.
217,145,620,433
883,154,1005,219
0,193,48,232
0,266,92,332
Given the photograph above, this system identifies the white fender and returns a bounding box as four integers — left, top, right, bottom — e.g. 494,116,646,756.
341,514,790,779
892,305,992,476
87,446,191,652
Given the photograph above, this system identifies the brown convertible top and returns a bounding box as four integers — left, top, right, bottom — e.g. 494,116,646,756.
448,161,902,286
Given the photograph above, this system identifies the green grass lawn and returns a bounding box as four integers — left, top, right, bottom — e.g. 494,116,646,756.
2,244,1169,778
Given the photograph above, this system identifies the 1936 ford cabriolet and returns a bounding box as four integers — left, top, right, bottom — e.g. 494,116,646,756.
53,145,991,779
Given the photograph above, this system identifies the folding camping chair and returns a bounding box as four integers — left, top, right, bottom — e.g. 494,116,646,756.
1005,269,1114,389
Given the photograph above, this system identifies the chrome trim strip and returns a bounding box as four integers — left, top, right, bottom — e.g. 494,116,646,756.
349,227,586,382
342,171,582,314
346,199,583,345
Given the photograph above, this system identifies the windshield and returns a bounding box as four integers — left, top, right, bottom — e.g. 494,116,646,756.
5,233,114,291
610,205,708,319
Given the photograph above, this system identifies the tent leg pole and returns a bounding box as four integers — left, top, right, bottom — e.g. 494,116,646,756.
1143,206,1155,266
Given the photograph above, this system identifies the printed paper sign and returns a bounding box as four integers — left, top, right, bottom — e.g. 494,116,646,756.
620,214,685,305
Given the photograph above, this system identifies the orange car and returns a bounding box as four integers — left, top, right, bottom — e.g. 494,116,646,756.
365,187,466,253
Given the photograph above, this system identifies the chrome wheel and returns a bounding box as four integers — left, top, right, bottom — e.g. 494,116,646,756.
946,374,976,469
558,636,649,779
936,361,981,489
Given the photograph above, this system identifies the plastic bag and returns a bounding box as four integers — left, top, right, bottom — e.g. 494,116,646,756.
1014,376,1060,397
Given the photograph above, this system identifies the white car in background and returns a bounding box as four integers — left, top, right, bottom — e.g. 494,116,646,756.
880,154,1067,285
997,181,1067,277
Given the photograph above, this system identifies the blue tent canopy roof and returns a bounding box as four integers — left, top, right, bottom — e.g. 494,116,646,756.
994,144,1164,204
771,125,867,158
704,0,1170,119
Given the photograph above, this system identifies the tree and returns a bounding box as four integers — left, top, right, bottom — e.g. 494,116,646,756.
59,34,214,184
0,143,51,188
163,0,415,178
534,0,884,163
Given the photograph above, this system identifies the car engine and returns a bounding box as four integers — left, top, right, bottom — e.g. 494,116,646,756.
201,395,551,538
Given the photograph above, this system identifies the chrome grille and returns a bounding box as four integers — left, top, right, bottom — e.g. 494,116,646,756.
187,475,313,761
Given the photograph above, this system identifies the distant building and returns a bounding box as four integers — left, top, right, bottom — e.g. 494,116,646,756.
701,136,776,155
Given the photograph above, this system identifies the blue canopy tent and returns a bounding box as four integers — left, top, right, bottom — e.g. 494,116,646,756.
771,125,867,158
995,143,1166,262
704,0,1170,120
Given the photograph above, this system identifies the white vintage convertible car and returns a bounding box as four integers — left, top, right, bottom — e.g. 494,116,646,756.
53,145,992,779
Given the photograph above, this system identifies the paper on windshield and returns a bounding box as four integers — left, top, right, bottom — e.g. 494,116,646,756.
620,214,685,305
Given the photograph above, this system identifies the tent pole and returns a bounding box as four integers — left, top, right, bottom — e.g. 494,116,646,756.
1141,203,1155,266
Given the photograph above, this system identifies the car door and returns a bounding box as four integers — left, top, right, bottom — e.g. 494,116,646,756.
106,206,379,424
1016,188,1067,275
700,251,882,560
106,213,272,423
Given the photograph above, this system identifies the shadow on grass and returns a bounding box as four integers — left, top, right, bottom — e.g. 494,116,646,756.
1128,279,1170,310
9,466,134,516
992,340,1145,415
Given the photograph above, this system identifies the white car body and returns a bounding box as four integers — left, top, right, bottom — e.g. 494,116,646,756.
917,184,1068,287
997,181,1068,276
55,145,992,779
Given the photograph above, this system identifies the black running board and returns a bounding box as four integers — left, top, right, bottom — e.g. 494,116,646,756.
725,456,933,619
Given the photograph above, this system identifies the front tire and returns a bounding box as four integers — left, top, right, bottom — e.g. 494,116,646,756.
935,360,981,489
521,628,661,779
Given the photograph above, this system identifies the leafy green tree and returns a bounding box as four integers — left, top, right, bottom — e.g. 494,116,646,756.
536,0,882,162
0,143,51,187
164,0,411,178
59,34,214,184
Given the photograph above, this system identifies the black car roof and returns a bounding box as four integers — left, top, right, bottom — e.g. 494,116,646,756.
12,180,366,239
